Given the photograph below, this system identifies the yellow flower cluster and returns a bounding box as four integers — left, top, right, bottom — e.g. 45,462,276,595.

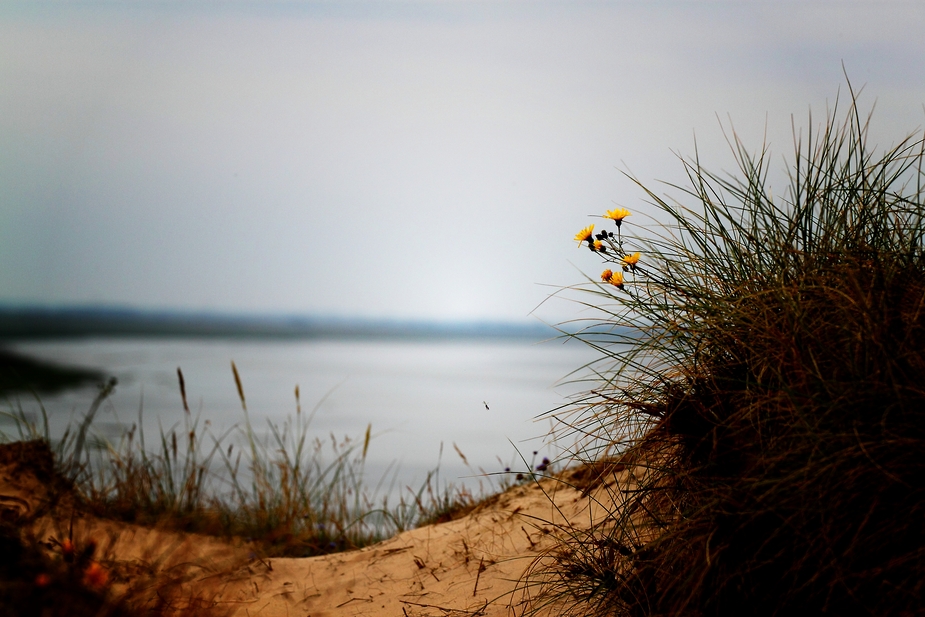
573,209,641,292
601,269,624,288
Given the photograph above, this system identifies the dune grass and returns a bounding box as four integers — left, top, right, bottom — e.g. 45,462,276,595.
536,83,925,616
1,361,497,561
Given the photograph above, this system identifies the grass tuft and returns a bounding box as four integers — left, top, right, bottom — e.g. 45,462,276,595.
539,82,925,616
1,362,489,560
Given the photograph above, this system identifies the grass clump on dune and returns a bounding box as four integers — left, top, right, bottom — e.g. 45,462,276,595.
541,85,925,616
2,361,482,560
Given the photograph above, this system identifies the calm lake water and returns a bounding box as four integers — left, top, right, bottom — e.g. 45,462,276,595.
1,337,600,497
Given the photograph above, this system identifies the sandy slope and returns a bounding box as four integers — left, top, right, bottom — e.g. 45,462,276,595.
1,441,625,616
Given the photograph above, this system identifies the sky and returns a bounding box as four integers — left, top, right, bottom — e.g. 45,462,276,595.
2,0,925,324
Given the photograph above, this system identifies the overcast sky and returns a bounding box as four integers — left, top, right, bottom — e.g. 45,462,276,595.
2,1,924,324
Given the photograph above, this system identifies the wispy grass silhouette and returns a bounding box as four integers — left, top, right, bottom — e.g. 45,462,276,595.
2,361,487,560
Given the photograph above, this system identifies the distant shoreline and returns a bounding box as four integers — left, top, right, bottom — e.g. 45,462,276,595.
0,306,554,342
0,348,108,395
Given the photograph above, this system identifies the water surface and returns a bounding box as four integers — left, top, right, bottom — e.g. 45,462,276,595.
2,337,599,496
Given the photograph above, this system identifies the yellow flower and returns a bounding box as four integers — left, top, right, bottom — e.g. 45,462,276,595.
574,224,594,246
609,270,625,288
622,252,640,270
604,208,631,225
601,269,624,287
592,240,606,252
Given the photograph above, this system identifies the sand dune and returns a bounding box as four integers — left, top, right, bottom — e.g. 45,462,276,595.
1,441,624,616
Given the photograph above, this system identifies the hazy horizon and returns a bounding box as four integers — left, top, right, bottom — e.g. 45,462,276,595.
0,302,558,341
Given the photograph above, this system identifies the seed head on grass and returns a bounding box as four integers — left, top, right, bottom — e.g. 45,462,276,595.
231,361,246,412
362,423,371,460
177,367,190,415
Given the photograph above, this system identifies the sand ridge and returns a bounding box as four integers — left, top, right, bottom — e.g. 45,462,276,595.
1,441,627,616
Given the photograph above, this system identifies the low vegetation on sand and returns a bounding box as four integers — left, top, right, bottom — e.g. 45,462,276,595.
3,365,493,556
538,84,925,616
0,361,505,614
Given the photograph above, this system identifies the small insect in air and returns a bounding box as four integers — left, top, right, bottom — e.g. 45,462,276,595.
483,401,490,410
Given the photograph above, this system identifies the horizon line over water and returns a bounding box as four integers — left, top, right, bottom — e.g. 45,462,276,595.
0,304,557,341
